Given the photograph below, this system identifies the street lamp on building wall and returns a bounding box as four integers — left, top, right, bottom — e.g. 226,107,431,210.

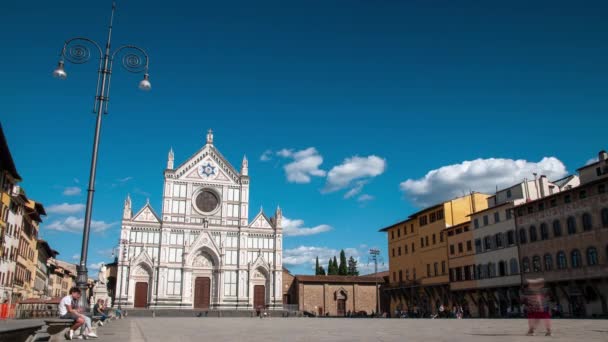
53,1,151,310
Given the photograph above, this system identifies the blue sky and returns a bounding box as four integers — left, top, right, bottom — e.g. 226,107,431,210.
1,0,607,275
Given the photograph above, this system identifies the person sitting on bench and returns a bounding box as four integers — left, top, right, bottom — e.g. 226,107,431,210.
58,287,98,340
93,299,108,326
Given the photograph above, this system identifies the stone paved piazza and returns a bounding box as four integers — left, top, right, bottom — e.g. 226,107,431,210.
94,317,608,342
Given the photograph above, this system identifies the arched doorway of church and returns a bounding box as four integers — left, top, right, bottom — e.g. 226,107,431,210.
134,282,148,308
194,277,211,309
254,285,265,310
131,263,153,308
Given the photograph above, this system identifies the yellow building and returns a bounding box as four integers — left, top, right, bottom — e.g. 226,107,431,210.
0,123,23,302
13,196,46,300
380,192,489,316
48,259,77,298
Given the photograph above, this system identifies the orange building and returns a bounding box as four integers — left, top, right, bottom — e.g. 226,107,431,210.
380,192,489,315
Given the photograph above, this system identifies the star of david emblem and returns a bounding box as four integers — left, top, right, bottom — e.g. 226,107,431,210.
198,162,217,178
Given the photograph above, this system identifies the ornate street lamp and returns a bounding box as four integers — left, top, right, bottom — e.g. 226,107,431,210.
53,1,151,310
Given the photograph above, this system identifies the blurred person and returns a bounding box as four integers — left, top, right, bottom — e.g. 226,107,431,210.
523,278,552,336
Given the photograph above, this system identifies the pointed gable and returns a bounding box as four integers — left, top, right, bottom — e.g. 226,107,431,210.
132,202,161,223
173,145,241,183
131,248,154,269
184,230,222,266
249,210,273,229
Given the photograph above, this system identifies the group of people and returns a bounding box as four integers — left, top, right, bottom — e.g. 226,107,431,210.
58,287,123,340
429,304,465,319
394,305,468,319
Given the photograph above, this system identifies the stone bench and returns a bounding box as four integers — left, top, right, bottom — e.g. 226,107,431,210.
41,316,102,341
41,318,75,341
0,320,44,342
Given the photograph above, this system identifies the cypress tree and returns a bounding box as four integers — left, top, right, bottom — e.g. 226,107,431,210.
347,256,359,276
338,249,348,275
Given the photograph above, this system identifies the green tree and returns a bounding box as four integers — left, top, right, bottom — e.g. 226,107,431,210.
318,266,326,275
315,256,321,275
328,257,339,275
338,250,348,275
347,256,359,276
331,256,339,275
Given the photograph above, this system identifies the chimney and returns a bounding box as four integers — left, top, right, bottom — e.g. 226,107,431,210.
539,175,547,198
599,150,608,161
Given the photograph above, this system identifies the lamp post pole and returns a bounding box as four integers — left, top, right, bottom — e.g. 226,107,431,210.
369,248,381,316
53,1,151,310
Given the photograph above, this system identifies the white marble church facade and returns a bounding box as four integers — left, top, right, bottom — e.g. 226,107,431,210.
115,130,283,310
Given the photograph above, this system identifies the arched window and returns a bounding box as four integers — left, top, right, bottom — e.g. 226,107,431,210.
484,236,492,250
529,226,538,242
519,229,527,244
507,230,516,245
540,223,549,240
495,233,503,248
567,216,577,235
488,263,496,278
476,265,484,279
544,254,553,271
602,208,608,228
522,257,530,273
498,261,506,277
510,258,519,274
557,251,567,269
553,220,562,237
587,247,598,266
582,213,593,231
532,256,542,272
571,249,582,268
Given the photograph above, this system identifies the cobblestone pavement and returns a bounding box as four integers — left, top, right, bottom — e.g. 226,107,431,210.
96,317,608,342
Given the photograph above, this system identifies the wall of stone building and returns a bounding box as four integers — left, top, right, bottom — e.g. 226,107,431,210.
282,270,295,304
298,283,324,315
354,284,378,314
298,283,378,316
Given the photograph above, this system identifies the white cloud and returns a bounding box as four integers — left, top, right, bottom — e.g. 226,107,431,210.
260,150,273,162
46,216,117,234
400,156,568,207
97,249,115,258
282,217,332,237
280,147,326,183
72,254,80,261
586,157,599,165
277,149,294,158
283,245,386,275
47,203,85,215
88,262,105,271
324,155,386,194
133,188,151,197
63,187,81,196
358,261,389,275
283,246,340,267
73,178,80,184
343,180,367,199
111,176,133,188
357,194,374,202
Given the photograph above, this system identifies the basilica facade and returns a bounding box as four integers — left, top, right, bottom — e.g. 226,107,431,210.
115,130,283,310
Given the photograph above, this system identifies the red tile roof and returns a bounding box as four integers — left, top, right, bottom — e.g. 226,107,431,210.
295,275,385,284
